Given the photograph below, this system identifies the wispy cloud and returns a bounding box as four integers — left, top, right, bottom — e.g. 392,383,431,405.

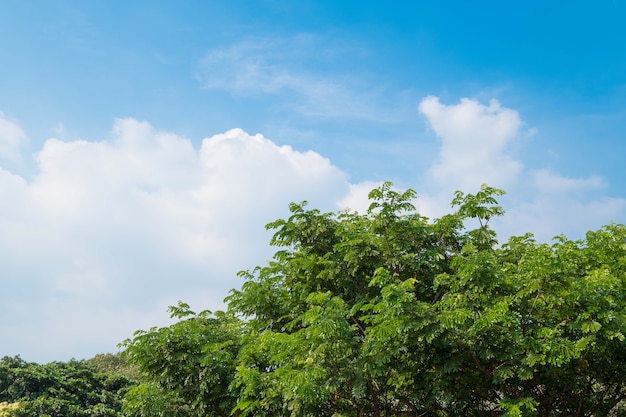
196,36,400,121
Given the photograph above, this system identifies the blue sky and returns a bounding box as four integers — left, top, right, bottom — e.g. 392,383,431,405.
1,0,625,362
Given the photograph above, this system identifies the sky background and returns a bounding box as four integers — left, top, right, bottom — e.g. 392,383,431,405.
1,0,625,363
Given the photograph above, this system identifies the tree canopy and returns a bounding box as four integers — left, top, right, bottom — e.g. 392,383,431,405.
122,183,626,416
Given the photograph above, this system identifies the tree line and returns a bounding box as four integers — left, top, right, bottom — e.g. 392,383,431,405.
0,353,136,416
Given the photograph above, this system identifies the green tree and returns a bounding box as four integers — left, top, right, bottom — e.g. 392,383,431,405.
226,183,626,416
122,183,626,416
120,303,243,417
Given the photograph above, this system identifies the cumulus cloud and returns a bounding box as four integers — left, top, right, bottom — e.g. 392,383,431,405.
419,96,523,191
0,119,352,362
416,96,625,240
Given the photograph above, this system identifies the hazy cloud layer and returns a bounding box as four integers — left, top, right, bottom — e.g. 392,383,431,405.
0,113,28,162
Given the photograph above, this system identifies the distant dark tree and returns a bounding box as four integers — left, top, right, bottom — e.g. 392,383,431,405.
0,355,136,417
85,353,139,380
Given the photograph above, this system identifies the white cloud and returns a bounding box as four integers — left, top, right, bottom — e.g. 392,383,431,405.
0,118,353,362
0,112,28,162
419,96,523,191
337,180,385,214
416,96,625,241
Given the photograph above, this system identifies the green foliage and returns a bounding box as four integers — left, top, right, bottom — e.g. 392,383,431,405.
0,356,135,417
120,302,243,417
122,182,626,416
226,182,481,416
